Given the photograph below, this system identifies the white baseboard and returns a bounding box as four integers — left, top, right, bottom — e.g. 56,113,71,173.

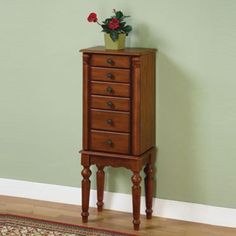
0,178,236,228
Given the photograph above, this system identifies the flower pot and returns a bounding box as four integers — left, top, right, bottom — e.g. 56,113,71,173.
104,33,126,50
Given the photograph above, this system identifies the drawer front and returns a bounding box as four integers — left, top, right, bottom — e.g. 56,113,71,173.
90,130,130,154
90,110,130,132
90,95,130,112
90,55,130,68
90,67,130,83
91,81,130,97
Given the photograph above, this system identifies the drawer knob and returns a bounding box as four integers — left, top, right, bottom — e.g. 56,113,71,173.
107,58,114,65
106,87,113,93
106,119,113,125
106,73,114,79
106,139,113,146
107,101,114,108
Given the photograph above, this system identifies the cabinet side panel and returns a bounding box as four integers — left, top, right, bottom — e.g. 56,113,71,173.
82,53,90,150
140,53,156,153
131,57,141,155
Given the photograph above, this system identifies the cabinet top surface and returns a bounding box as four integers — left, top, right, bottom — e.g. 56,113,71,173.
80,46,157,56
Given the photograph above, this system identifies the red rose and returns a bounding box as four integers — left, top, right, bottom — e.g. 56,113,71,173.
108,18,120,30
87,12,98,22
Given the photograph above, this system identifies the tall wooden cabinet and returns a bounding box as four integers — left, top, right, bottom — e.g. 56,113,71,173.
80,46,157,230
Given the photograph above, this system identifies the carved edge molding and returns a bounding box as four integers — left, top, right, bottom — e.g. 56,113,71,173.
83,53,90,65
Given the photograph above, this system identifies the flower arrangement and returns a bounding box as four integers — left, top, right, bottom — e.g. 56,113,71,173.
87,9,132,42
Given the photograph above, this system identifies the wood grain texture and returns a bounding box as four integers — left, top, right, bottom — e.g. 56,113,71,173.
81,47,156,230
90,54,130,68
1,196,236,236
96,165,105,212
139,52,156,153
144,162,154,219
82,54,90,150
131,57,141,155
131,53,156,155
81,153,91,222
132,172,142,230
90,95,130,112
82,148,154,175
90,130,130,154
90,109,130,132
90,67,130,83
91,81,130,97
80,46,157,56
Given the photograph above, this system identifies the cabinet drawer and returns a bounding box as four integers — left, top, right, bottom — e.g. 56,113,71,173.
90,67,130,83
90,95,130,112
90,109,130,132
91,81,130,97
90,55,130,68
90,130,130,154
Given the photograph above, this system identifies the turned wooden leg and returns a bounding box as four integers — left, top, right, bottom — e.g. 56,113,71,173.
81,164,91,223
144,161,154,219
131,171,142,230
96,165,105,211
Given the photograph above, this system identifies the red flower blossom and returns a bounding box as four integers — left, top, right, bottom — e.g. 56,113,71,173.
87,12,98,22
108,18,120,30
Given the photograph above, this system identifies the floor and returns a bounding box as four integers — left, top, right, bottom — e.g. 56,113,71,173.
0,195,236,236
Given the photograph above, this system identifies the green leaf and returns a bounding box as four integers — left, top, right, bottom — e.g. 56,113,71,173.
103,18,111,25
115,11,123,19
110,31,119,42
123,25,132,33
101,25,106,30
119,22,126,28
102,29,110,33
101,25,111,33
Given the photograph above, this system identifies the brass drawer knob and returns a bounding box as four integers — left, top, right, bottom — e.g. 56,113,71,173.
107,58,114,65
107,101,113,108
106,119,113,125
106,87,113,93
106,73,114,79
106,139,113,146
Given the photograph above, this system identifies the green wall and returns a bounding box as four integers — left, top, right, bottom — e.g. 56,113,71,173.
1,0,236,209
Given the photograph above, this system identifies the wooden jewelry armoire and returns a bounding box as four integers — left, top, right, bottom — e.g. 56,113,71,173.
80,46,157,230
